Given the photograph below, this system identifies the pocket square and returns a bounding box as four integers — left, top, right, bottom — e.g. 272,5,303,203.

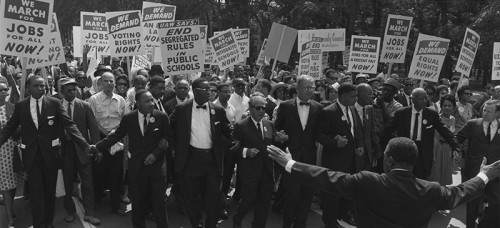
425,125,433,129
154,128,159,131
47,116,55,119
214,121,220,125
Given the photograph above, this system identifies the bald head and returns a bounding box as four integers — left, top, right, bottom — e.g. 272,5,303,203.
411,88,428,111
356,83,373,106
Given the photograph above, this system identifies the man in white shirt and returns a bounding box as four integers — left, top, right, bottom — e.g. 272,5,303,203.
229,78,250,122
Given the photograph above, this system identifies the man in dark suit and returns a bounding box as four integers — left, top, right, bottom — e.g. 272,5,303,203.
0,75,90,228
148,76,167,113
170,78,232,228
274,75,322,228
456,100,500,228
164,79,190,116
267,137,500,228
382,88,458,179
94,89,172,228
58,78,101,225
316,84,363,227
232,94,275,228
395,79,413,107
253,79,277,120
353,83,381,171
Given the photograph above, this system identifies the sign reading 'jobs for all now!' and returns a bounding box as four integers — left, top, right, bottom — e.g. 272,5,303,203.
28,13,65,68
106,10,145,57
348,35,380,74
380,14,413,63
81,12,110,56
408,33,449,82
0,0,54,58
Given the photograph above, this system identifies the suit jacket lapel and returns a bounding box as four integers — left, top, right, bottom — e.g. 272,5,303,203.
72,99,81,122
25,98,37,129
248,118,264,142
335,103,351,135
40,96,49,121
304,103,315,131
208,102,216,141
292,99,303,131
186,100,193,140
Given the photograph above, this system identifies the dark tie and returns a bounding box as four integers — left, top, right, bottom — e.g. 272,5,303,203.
409,97,412,106
300,101,310,106
257,122,263,140
66,102,72,139
362,107,366,125
158,99,163,112
345,107,352,128
36,99,41,124
143,114,148,135
196,105,207,109
487,123,491,141
412,112,420,140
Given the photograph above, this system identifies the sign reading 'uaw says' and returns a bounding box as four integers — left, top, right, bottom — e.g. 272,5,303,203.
141,2,176,47
158,19,203,75
106,10,144,57
0,0,54,58
210,30,241,71
348,35,380,74
81,12,109,56
455,28,480,76
408,33,449,82
28,13,65,68
380,14,412,63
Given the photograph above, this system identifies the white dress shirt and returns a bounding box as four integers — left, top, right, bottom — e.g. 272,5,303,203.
242,117,264,158
62,99,75,120
176,95,188,104
138,112,150,136
213,99,236,124
483,120,498,141
404,93,411,106
154,97,165,112
296,98,310,130
338,101,354,136
30,96,44,129
410,107,423,141
190,101,212,149
229,92,249,122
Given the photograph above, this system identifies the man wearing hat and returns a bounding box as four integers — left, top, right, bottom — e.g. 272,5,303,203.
59,78,101,225
355,73,368,85
367,77,381,91
396,78,414,107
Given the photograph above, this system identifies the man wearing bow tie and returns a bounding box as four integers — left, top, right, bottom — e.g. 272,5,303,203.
316,83,363,228
93,89,173,228
275,75,322,228
456,100,500,228
170,78,232,228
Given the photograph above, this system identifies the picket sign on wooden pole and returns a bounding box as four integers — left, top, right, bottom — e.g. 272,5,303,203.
20,57,28,99
387,63,394,77
419,80,424,88
126,56,132,81
41,67,48,85
271,26,286,75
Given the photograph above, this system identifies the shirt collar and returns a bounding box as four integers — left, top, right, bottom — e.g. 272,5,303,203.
138,110,150,118
355,102,363,110
98,91,118,101
412,106,423,114
337,101,348,111
296,98,310,106
30,95,44,102
63,98,75,105
250,116,263,127
483,119,498,127
193,100,209,108
176,96,186,104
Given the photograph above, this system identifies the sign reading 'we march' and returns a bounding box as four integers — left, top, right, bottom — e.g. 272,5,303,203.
106,10,144,57
81,12,110,56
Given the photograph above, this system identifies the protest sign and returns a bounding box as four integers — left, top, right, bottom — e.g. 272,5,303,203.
298,37,323,79
81,12,109,56
348,35,380,74
158,20,204,75
205,44,214,65
141,2,175,47
380,14,413,63
209,30,241,70
343,46,350,67
233,28,250,61
73,26,82,57
256,39,268,67
492,43,500,80
298,41,312,76
297,29,345,52
0,0,54,58
408,33,449,82
153,46,162,64
264,23,297,63
131,54,152,70
106,10,144,57
28,13,65,68
455,28,480,76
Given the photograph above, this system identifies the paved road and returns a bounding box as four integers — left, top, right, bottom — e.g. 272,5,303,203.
0,171,467,228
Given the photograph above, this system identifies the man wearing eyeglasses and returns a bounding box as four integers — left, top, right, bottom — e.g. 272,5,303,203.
229,78,250,123
170,77,232,228
395,78,414,107
232,94,275,228
74,71,92,100
275,75,322,228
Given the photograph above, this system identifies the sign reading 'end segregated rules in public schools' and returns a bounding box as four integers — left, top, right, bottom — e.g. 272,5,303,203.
408,33,449,83
141,1,176,47
380,14,412,63
348,35,380,74
158,19,203,75
210,30,241,71
106,10,144,57
492,43,500,80
455,28,480,76
81,12,110,56
28,13,65,68
0,0,54,58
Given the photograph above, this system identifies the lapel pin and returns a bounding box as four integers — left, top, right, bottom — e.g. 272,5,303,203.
423,119,427,125
341,115,347,121
149,117,155,123
48,120,54,126
264,126,268,132
458,106,464,113
211,109,215,115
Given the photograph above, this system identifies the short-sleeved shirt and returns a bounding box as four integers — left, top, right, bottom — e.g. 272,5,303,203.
88,91,126,132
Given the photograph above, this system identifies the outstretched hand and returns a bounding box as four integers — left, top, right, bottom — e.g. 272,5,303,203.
480,157,500,181
267,145,292,167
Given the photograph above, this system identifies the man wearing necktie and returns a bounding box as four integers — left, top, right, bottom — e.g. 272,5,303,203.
275,75,322,228
94,89,173,228
316,84,363,227
148,76,167,113
170,78,232,228
58,78,101,225
456,100,500,228
382,88,458,180
232,94,275,228
0,76,91,228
